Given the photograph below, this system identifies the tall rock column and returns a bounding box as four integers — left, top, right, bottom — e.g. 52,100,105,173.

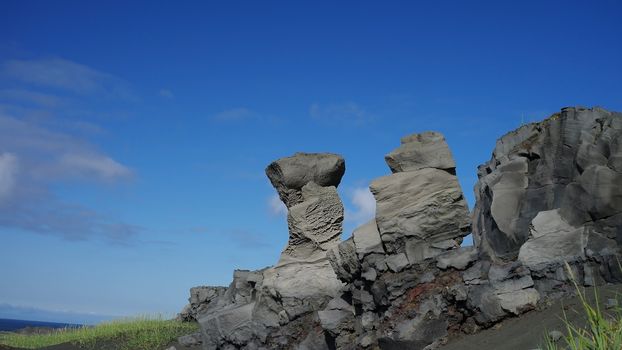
266,152,346,264
194,152,346,349
371,131,471,259
325,131,474,350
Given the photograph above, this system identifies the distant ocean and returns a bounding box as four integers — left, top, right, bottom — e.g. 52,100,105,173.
0,318,82,332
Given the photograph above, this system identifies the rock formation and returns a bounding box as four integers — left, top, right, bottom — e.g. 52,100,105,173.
179,106,621,350
180,153,345,349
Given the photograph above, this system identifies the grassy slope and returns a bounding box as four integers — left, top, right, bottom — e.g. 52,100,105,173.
0,316,198,350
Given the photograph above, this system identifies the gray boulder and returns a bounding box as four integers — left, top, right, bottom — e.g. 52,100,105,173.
437,246,478,270
266,152,345,208
370,168,471,253
177,286,227,322
177,332,202,347
385,131,456,173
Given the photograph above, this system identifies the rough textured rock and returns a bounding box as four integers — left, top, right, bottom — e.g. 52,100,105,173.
178,332,203,347
279,181,344,264
473,106,622,262
266,152,345,208
182,107,621,350
518,209,585,269
176,286,227,322
385,131,456,173
371,168,471,254
190,153,345,349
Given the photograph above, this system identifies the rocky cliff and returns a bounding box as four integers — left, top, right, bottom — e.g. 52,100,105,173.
179,106,622,350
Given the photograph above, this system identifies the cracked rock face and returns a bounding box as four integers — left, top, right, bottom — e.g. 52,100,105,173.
473,106,622,262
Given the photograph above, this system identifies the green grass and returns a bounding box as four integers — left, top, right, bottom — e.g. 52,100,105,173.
0,315,198,350
543,263,622,350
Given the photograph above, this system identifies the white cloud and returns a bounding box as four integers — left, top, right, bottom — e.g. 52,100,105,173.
310,102,373,126
0,152,18,201
0,57,140,243
2,58,133,99
60,154,132,180
268,193,287,217
0,112,136,241
345,186,376,225
0,88,63,107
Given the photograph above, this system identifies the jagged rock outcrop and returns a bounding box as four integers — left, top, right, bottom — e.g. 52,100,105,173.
473,106,622,263
181,106,621,350
177,286,227,322
320,107,621,350
189,153,345,349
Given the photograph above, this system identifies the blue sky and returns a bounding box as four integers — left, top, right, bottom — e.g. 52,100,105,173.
0,0,621,323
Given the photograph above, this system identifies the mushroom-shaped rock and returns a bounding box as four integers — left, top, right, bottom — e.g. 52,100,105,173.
266,152,345,208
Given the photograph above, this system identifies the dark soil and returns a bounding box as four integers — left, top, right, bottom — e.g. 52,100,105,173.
439,284,622,350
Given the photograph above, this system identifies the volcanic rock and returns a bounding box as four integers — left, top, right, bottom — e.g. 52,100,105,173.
473,106,622,262
265,152,345,208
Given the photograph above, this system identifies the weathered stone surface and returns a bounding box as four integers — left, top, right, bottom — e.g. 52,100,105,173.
199,302,256,348
385,253,410,273
261,260,343,319
177,332,202,347
518,209,586,269
437,246,478,270
473,107,622,261
328,238,361,283
279,182,344,264
318,297,354,333
352,219,384,258
266,152,345,208
385,131,456,174
177,286,227,322
370,168,470,253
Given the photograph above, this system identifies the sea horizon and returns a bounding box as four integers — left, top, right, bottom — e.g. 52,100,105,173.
0,318,83,332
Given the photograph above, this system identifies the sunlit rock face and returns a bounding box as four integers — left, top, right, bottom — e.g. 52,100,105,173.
473,106,622,263
192,153,345,350
179,107,622,350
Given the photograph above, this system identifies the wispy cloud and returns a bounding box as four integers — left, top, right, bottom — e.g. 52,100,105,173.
310,102,374,126
210,107,257,122
0,152,18,201
0,56,144,242
0,88,64,108
2,58,134,99
344,186,376,225
267,193,287,217
0,107,137,242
